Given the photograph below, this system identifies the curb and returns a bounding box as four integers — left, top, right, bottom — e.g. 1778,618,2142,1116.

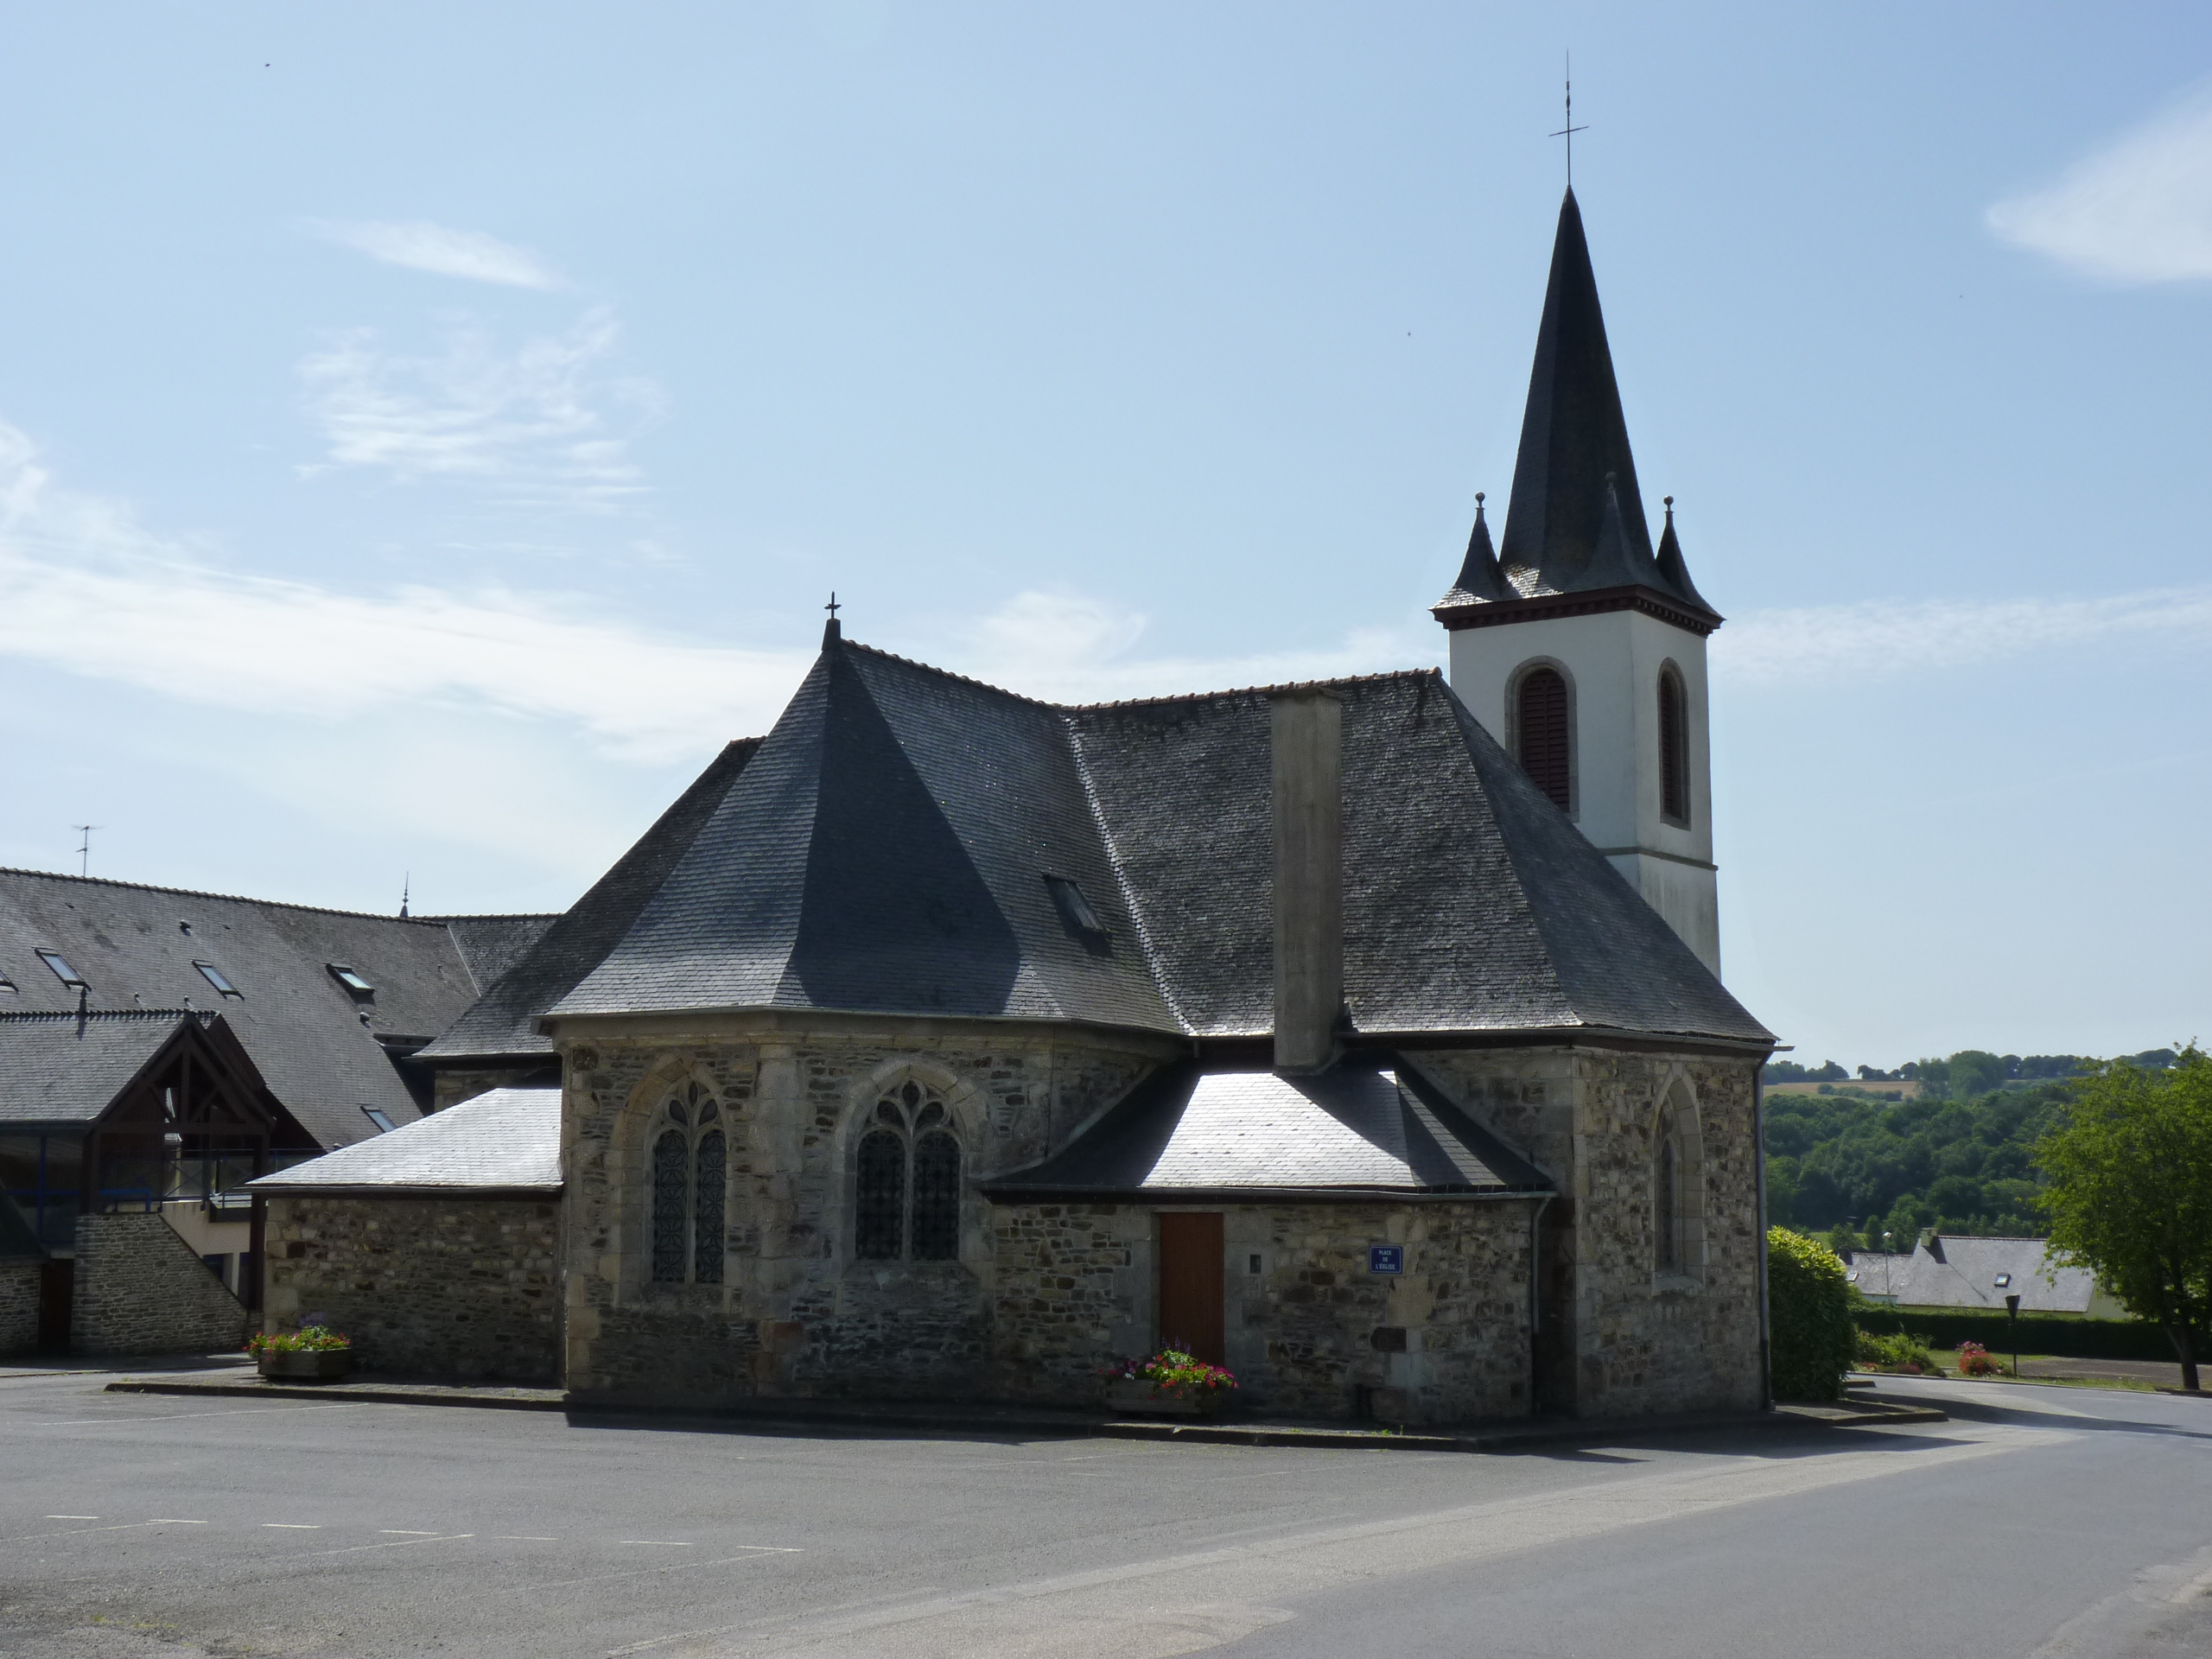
106,1376,1945,1446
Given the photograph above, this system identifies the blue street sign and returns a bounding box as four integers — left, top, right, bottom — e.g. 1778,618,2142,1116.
1369,1244,1404,1274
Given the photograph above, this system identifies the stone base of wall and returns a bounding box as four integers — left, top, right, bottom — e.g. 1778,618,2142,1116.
0,1259,41,1355
73,1213,247,1356
264,1197,559,1382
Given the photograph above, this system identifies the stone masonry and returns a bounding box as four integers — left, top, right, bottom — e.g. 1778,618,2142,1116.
73,1212,247,1356
264,1196,559,1382
0,1259,40,1355
1413,1046,1764,1417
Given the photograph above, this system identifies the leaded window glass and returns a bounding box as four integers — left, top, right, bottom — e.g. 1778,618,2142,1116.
854,1078,963,1262
652,1128,689,1283
649,1082,727,1286
912,1132,962,1260
856,1131,906,1260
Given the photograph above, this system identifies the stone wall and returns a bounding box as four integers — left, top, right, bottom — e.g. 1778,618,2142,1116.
431,1065,559,1113
73,1212,246,1356
989,1199,1537,1424
559,1015,1173,1405
264,1196,559,1382
1412,1046,1765,1417
0,1259,41,1355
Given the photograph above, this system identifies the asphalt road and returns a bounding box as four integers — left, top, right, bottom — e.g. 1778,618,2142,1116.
3,1370,2209,1658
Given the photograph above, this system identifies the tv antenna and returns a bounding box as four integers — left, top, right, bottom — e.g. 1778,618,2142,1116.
71,823,101,878
1550,54,1588,187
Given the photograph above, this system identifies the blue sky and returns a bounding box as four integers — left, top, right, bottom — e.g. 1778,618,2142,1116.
2,3,2209,1066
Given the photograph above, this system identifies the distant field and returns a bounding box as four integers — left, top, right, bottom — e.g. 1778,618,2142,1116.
1766,1080,1923,1099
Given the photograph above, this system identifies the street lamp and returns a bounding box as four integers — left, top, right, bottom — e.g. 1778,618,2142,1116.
2002,1287,2021,1378
1882,1231,1895,1298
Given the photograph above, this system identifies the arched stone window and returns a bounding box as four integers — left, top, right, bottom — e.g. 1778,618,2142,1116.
1511,662,1573,815
650,1082,726,1286
855,1077,963,1262
1652,1080,1705,1283
1658,663,1690,827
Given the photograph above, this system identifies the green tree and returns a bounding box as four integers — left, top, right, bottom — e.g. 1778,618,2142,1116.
2036,1047,2212,1390
1948,1050,2008,1098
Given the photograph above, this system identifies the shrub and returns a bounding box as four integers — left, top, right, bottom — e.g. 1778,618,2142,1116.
247,1322,350,1354
1955,1340,2005,1377
1855,1329,1939,1374
1769,1227,1855,1401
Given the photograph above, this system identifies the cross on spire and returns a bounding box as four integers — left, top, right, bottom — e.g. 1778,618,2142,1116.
1550,56,1587,187
822,591,844,649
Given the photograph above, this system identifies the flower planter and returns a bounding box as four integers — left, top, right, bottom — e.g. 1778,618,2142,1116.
1104,1379,1228,1418
257,1350,353,1382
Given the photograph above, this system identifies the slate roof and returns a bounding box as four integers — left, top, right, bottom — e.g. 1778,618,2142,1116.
416,739,761,1062
248,1087,561,1196
984,1059,1551,1200
0,869,537,1147
1843,1237,2110,1316
1433,188,1719,628
546,639,1770,1047
425,914,561,995
0,1010,213,1128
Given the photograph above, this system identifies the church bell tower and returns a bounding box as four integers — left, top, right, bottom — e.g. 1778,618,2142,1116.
1433,188,1724,976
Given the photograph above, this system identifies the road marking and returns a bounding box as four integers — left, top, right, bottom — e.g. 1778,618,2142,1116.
41,1402,385,1426
620,1540,694,1547
303,1532,474,1557
45,1515,99,1519
493,1535,560,1541
378,1529,442,1535
147,1518,207,1524
263,1523,322,1529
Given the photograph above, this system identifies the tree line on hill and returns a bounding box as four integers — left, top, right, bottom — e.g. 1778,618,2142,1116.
1760,1046,2178,1247
1764,1049,2177,1096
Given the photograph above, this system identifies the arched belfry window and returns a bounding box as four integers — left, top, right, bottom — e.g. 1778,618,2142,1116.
1658,664,1690,827
1514,664,1573,814
855,1078,962,1262
650,1082,726,1285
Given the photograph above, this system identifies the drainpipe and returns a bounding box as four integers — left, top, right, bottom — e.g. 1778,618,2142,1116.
1527,1192,1554,1418
1753,1066,1772,1412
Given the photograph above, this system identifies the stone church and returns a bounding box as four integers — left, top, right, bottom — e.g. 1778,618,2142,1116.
253,188,1776,1425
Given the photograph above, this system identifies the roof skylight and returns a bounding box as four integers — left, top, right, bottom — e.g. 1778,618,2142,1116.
328,964,375,999
36,950,86,989
360,1106,397,1133
194,961,243,999
1044,874,1109,937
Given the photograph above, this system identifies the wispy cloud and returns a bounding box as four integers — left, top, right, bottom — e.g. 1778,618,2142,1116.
1986,84,2212,283
298,309,657,510
310,219,565,289
1718,588,2212,684
0,423,1415,774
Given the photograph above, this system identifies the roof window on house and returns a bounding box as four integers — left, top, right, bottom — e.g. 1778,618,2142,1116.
0,966,16,994
36,950,86,989
328,964,376,999
194,961,243,999
1044,874,1108,937
360,1106,397,1133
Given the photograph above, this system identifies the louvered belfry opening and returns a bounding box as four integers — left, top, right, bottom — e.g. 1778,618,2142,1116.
1658,667,1688,826
1516,667,1572,812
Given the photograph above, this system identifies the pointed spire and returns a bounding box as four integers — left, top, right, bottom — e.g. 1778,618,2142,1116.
1438,492,1510,605
1654,496,1719,620
1497,188,1654,590
822,591,843,650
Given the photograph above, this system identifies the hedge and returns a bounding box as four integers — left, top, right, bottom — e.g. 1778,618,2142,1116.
1853,1305,2176,1363
1768,1228,1855,1401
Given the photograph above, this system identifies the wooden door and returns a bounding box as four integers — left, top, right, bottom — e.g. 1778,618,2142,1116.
1157,1212,1225,1365
37,1259,73,1352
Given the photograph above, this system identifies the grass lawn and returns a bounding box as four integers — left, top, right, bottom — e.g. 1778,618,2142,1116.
1856,1350,2162,1393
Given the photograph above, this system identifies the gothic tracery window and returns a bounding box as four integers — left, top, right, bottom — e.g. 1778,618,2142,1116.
855,1078,962,1262
650,1082,726,1285
1654,1115,1681,1274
